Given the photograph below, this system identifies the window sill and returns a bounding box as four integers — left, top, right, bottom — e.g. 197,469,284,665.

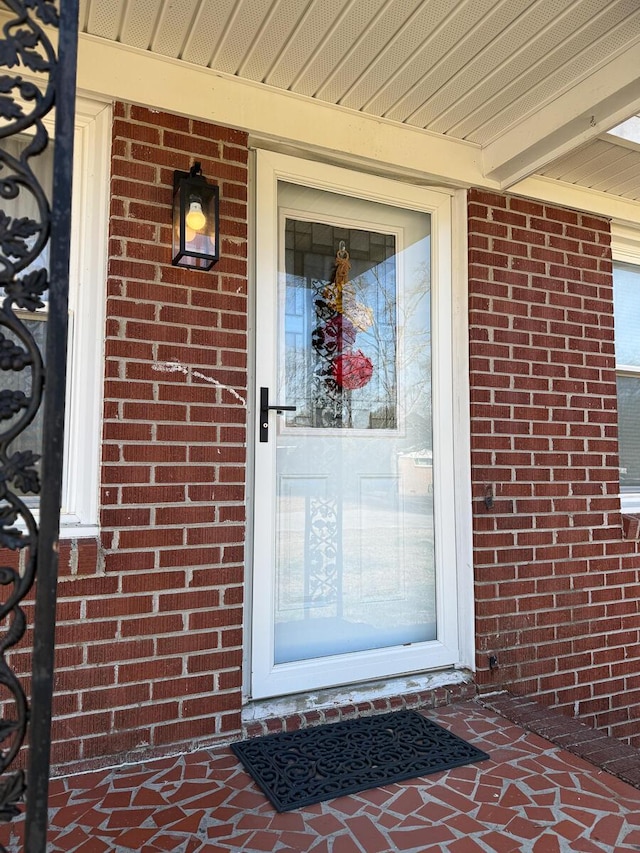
59,521,100,540
17,514,99,540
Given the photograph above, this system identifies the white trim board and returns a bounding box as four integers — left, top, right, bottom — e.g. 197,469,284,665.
512,175,640,225
69,28,640,228
18,97,111,537
75,34,486,191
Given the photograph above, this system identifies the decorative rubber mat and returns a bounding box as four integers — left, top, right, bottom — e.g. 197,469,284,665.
231,709,490,812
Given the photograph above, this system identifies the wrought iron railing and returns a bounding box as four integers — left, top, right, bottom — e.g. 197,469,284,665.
0,0,77,849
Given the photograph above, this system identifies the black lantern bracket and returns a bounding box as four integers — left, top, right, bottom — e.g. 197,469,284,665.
172,162,220,271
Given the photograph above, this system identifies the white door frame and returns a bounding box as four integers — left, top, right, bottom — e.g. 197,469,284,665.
249,150,474,700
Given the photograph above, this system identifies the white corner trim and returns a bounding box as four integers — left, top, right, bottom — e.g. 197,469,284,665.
59,98,111,535
451,189,475,672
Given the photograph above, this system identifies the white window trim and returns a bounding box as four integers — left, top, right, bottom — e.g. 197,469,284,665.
32,97,111,537
611,223,640,514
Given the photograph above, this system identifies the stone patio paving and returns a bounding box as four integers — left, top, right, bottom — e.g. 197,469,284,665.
2,699,640,852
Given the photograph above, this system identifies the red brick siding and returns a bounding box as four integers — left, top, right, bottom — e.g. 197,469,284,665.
7,135,640,768
97,104,248,761
468,189,640,745
5,105,249,768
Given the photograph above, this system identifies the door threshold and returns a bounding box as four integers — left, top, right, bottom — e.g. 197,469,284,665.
241,669,475,737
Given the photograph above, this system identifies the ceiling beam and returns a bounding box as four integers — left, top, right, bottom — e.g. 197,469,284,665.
511,174,640,226
482,38,640,189
75,34,491,190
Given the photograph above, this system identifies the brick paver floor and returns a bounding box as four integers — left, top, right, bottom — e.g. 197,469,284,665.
2,700,640,851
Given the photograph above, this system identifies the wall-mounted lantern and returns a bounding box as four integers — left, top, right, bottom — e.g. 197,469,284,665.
172,162,220,270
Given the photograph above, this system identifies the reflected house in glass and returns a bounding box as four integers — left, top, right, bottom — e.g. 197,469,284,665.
397,450,433,497
271,183,437,672
283,215,399,431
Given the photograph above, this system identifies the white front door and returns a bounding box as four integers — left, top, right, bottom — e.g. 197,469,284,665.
251,151,461,700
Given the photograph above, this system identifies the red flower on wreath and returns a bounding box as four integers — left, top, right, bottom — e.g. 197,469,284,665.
332,351,373,390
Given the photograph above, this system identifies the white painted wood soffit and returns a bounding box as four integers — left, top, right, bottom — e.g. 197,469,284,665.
75,35,487,190
68,1,640,202
481,36,640,187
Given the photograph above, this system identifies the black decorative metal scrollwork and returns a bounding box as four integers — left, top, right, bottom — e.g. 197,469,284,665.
0,0,78,849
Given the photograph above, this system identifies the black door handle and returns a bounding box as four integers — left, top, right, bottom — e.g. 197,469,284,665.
259,387,296,442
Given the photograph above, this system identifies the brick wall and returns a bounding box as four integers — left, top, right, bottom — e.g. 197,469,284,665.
8,135,640,768
468,189,640,745
39,104,249,767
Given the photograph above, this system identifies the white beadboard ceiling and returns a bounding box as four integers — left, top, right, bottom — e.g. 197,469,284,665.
77,0,640,194
539,137,640,201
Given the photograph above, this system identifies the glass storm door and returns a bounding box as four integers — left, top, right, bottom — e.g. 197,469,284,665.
252,152,460,699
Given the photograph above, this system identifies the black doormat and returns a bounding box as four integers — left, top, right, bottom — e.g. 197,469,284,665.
231,709,490,812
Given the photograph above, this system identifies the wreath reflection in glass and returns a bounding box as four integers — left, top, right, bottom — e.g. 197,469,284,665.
312,243,374,427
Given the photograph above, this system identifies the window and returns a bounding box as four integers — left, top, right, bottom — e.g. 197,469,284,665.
612,226,640,512
1,135,52,502
0,97,111,535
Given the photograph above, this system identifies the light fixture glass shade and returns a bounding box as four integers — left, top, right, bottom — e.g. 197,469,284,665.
172,164,220,270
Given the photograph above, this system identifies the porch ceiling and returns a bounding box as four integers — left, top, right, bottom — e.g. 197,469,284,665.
77,0,640,194
539,134,640,201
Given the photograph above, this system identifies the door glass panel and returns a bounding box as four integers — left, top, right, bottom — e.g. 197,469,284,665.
274,182,435,664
